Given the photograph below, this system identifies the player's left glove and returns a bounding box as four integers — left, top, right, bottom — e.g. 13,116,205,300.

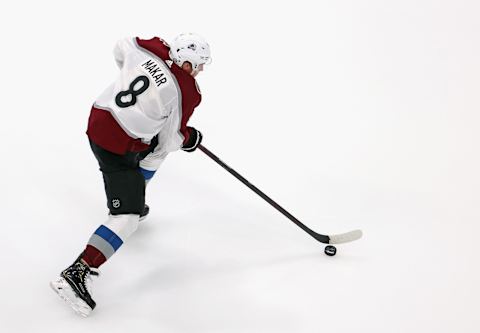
182,126,203,152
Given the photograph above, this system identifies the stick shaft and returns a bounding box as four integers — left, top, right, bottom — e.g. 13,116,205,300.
198,144,328,243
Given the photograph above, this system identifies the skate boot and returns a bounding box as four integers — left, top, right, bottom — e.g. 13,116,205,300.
140,204,149,221
50,258,99,317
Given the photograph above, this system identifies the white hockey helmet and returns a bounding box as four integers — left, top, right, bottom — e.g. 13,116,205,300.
169,33,211,72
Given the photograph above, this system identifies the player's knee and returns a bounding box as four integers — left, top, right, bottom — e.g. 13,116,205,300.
104,214,140,241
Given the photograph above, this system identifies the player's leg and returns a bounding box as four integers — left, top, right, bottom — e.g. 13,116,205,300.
51,142,146,317
138,168,155,221
81,168,145,268
138,145,169,221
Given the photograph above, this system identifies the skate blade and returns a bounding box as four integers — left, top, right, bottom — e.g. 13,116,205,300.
50,278,92,317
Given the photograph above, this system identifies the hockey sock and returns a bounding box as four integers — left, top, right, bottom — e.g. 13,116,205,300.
81,214,140,268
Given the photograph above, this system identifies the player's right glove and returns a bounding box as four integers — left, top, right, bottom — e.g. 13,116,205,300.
182,126,203,152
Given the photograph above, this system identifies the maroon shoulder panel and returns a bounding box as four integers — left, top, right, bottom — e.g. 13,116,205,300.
135,37,171,61
136,37,202,143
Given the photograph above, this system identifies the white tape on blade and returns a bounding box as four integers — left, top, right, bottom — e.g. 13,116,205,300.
328,229,363,244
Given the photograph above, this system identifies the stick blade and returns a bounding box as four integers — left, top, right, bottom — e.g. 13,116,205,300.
328,229,363,244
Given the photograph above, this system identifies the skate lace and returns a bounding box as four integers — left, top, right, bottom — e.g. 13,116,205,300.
69,262,100,296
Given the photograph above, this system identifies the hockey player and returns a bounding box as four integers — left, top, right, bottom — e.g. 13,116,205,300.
50,33,211,317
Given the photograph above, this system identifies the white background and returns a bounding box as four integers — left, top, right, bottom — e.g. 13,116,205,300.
1,0,479,332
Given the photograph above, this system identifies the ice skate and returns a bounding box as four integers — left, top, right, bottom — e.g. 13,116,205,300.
50,259,99,317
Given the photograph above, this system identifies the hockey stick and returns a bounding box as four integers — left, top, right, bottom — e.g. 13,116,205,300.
198,144,362,245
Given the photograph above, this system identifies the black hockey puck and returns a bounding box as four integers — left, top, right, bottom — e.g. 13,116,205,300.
324,245,337,256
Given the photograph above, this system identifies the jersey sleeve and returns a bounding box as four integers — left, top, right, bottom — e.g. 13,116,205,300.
179,83,202,144
113,38,135,69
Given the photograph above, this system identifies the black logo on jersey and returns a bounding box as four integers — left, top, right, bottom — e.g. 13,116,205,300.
142,60,168,87
115,76,150,108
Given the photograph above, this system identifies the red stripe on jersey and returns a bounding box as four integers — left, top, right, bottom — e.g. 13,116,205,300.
86,106,150,155
82,245,107,268
136,37,202,144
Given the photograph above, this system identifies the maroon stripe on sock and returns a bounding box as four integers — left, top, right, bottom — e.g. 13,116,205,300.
82,245,107,268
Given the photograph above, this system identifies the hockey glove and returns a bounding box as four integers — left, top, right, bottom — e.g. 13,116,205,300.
182,126,203,152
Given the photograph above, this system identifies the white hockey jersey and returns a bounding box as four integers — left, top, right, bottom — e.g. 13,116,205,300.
94,38,184,166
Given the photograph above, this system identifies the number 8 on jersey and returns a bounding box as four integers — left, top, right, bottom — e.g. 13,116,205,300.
115,76,150,108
